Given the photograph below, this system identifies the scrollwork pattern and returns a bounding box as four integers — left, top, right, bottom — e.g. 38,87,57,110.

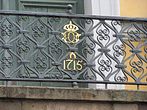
0,13,146,86
31,21,46,39
97,54,112,78
96,23,110,47
1,56,13,69
113,39,126,61
127,24,141,41
17,39,30,54
1,19,13,37
129,55,144,80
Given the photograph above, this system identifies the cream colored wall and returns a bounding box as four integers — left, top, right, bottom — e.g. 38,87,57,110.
120,0,147,17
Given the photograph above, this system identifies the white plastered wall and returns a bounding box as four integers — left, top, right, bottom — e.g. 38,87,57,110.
84,0,120,16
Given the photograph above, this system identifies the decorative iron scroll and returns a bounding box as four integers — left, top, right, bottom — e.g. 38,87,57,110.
0,11,146,87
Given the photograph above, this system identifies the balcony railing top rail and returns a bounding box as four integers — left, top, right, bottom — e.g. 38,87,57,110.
0,10,147,22
0,10,146,89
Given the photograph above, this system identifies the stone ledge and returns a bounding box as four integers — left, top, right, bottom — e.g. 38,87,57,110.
0,86,147,102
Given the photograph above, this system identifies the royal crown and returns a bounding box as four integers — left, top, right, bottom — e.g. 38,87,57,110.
63,21,79,32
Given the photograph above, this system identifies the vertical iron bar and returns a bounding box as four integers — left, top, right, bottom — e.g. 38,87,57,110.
137,85,139,90
72,82,78,88
105,84,108,89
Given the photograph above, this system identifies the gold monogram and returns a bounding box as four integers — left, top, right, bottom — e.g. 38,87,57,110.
62,21,83,71
62,21,81,44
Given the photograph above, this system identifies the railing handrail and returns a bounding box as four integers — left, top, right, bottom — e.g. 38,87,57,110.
0,78,146,85
0,10,147,22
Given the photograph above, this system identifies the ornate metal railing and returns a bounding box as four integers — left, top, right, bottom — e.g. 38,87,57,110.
0,10,146,89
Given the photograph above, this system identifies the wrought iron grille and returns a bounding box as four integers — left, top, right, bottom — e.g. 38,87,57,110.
0,10,146,88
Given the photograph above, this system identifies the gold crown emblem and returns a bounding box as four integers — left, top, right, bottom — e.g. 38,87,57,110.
63,21,79,32
62,21,81,44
